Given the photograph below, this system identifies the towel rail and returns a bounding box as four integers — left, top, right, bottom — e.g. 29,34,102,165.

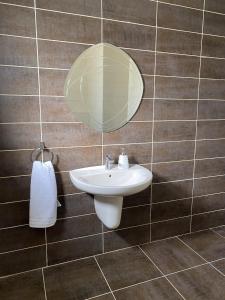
31,142,54,162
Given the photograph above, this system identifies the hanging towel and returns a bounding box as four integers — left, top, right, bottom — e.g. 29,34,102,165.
29,160,58,228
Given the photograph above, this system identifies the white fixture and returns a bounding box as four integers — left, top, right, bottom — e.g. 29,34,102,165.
118,148,129,169
69,165,152,229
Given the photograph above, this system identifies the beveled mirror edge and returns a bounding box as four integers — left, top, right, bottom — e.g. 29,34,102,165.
64,42,144,132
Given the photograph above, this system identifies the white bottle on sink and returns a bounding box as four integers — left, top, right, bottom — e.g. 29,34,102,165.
118,148,129,169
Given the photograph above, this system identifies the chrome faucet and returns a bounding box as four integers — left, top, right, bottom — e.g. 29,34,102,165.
105,154,114,170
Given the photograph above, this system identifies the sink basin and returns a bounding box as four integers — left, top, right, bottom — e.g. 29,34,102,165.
69,164,153,229
70,164,152,196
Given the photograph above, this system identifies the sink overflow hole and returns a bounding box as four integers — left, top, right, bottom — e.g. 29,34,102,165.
109,174,112,177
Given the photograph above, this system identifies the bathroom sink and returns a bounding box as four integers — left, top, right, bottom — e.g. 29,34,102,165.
69,164,152,196
69,164,152,229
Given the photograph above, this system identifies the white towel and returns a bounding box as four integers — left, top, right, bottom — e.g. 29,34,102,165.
29,161,58,228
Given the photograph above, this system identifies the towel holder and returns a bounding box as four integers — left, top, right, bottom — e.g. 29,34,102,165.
31,142,54,162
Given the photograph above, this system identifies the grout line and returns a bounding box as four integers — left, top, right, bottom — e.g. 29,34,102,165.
211,228,225,240
138,246,186,299
1,206,225,238
0,243,46,255
177,236,225,278
100,0,105,255
2,118,225,125
0,168,225,181
1,32,225,62
4,61,225,82
1,0,225,19
41,268,48,300
34,0,43,144
94,257,117,300
84,293,113,300
149,0,159,243
2,229,225,281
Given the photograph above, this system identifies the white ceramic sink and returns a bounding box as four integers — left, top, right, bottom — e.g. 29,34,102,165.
70,164,152,196
69,164,153,229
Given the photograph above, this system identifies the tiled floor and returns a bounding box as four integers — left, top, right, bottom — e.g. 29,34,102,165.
1,228,225,300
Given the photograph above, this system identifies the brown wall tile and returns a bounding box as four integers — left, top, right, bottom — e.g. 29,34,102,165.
153,160,194,183
196,139,225,159
154,99,197,120
51,146,102,171
0,66,38,95
204,12,225,36
151,217,190,241
155,76,199,99
158,3,203,32
0,4,35,36
156,53,200,77
124,49,155,75
103,143,152,165
103,20,155,50
57,193,95,218
124,187,151,208
104,225,150,252
3,0,33,5
42,123,101,147
37,10,101,43
0,95,39,123
41,96,75,122
153,141,195,163
103,0,156,25
193,193,225,214
151,198,192,222
152,180,193,203
197,120,225,139
159,0,203,9
39,69,67,96
0,124,40,150
0,150,32,177
47,234,102,265
37,0,101,16
56,172,79,195
157,28,201,55
205,1,225,14
202,35,225,58
38,40,89,69
201,58,225,79
132,100,153,121
0,202,29,228
195,157,225,178
192,210,225,232
0,225,45,253
143,76,154,98
0,176,30,203
47,214,101,243
103,122,152,144
194,176,225,196
198,100,225,119
104,205,150,232
0,35,36,66
154,121,196,142
200,79,225,100
0,246,46,277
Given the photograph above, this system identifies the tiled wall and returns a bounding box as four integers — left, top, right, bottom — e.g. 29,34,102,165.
0,0,225,277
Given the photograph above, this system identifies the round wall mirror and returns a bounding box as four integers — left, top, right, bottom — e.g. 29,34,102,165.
64,43,143,132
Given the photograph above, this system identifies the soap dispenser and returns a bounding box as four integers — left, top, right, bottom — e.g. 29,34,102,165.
118,148,129,169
